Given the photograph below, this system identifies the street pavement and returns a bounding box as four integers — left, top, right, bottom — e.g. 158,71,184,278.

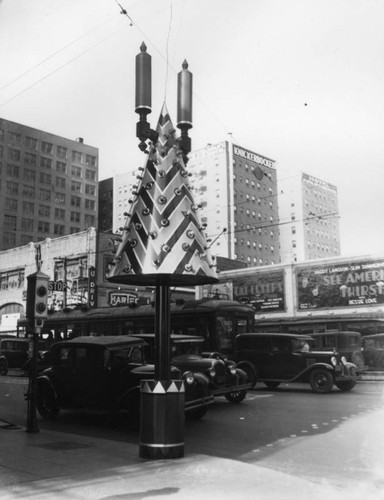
0,377,384,500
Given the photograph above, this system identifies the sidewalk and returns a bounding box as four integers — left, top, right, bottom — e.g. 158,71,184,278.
1,406,384,500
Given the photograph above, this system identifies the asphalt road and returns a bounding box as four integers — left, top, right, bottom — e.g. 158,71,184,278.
1,375,384,490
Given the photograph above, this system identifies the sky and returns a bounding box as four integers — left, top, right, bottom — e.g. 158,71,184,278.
0,0,383,258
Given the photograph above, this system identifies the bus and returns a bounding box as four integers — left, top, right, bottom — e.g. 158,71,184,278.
17,298,255,355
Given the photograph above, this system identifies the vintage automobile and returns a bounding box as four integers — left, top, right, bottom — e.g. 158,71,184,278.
0,337,30,375
310,330,364,370
36,336,213,421
235,332,357,393
362,333,384,370
135,334,252,403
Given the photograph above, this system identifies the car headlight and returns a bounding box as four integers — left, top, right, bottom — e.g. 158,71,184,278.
228,365,237,376
341,356,347,365
208,367,216,378
183,371,195,385
331,356,337,366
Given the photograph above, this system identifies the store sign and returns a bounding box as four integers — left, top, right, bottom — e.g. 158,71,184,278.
109,292,138,307
231,271,285,312
88,266,97,308
233,145,275,169
297,259,384,310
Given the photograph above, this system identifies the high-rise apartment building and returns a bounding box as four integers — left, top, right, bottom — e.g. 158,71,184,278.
187,141,280,266
278,172,340,263
0,118,99,250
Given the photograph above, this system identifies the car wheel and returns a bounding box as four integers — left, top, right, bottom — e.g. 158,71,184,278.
264,381,280,390
335,380,356,392
36,382,59,420
236,361,257,388
225,389,247,403
0,359,8,376
186,406,207,420
309,368,334,393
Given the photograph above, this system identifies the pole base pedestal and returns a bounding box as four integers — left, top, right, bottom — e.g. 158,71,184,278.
139,379,185,460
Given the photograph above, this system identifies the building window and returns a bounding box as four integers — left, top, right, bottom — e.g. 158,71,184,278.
6,164,19,177
38,221,50,233
54,193,66,205
4,215,17,230
56,177,66,189
85,199,96,210
85,155,97,167
21,218,34,231
38,205,50,217
0,128,4,141
22,201,34,214
3,232,16,247
84,214,95,226
25,136,37,149
22,185,35,198
71,165,82,177
292,240,297,248
6,181,18,195
72,151,82,163
55,208,65,220
39,173,52,184
5,198,17,212
70,227,81,234
54,224,65,235
40,157,52,169
8,132,21,144
57,146,67,159
85,169,96,181
41,141,53,154
39,189,51,202
71,212,81,223
8,148,21,162
71,181,82,192
71,196,81,208
85,184,96,196
20,235,33,245
56,161,67,173
291,227,296,234
24,153,37,166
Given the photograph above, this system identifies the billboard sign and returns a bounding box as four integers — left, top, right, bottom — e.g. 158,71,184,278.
231,271,285,312
297,259,384,310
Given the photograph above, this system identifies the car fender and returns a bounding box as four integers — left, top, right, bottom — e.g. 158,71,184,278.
292,362,335,381
36,375,58,401
188,371,210,386
235,367,247,380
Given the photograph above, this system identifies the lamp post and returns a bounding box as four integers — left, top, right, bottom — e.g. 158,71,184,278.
108,44,217,459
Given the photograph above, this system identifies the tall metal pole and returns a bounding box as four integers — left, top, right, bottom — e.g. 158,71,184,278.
26,327,40,433
155,283,171,380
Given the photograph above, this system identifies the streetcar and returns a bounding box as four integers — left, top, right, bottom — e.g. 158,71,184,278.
17,298,255,355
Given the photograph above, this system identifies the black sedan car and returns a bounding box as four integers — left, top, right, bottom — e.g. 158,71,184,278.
36,335,212,421
235,332,357,393
136,334,252,403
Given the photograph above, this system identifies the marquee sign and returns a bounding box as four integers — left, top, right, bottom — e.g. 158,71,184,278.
297,259,384,310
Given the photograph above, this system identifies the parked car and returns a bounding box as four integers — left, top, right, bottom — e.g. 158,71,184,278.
36,336,212,421
362,333,384,370
135,334,252,403
235,332,357,393
0,338,30,375
309,330,364,370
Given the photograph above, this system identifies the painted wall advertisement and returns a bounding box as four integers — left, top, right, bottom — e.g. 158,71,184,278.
231,271,285,312
297,259,384,310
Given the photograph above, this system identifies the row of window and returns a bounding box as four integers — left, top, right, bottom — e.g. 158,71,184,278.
0,129,97,166
234,254,276,266
3,179,96,196
235,239,276,252
4,196,95,213
3,213,96,231
1,227,83,248
1,160,97,181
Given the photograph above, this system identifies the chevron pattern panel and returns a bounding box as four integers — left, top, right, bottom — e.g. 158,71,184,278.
107,103,218,286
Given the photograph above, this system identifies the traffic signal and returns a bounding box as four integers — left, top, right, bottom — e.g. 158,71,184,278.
26,271,50,329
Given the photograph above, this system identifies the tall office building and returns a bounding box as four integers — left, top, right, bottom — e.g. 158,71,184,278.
187,141,280,266
0,118,99,251
278,172,341,263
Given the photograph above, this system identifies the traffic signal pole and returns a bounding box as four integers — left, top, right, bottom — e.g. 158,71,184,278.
25,271,49,433
26,327,41,433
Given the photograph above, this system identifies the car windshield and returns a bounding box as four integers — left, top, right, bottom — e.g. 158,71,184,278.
172,341,201,356
292,339,313,352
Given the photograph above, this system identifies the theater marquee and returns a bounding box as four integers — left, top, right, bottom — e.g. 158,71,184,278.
297,259,384,310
